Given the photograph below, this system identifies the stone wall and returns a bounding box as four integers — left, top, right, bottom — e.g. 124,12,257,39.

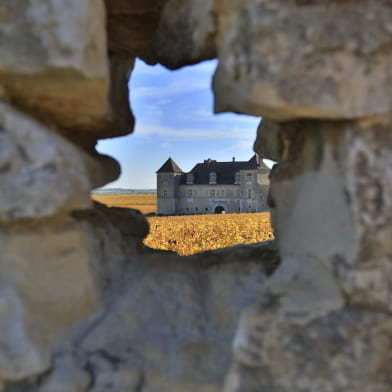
0,1,391,392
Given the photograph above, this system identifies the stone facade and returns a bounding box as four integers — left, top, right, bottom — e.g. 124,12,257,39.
157,156,270,215
0,1,391,392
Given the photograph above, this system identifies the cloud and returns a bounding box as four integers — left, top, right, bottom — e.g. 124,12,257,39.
133,122,257,142
160,141,171,149
131,77,211,100
180,109,261,127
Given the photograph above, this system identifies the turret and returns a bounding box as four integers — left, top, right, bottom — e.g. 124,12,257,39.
156,157,183,215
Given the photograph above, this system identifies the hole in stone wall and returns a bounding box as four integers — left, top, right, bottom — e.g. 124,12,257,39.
93,59,275,255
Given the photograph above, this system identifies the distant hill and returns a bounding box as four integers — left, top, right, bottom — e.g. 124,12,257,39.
92,188,156,195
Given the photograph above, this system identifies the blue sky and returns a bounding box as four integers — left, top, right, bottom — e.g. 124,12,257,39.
97,59,263,189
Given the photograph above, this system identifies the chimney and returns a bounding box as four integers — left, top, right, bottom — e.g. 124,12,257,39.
232,157,235,162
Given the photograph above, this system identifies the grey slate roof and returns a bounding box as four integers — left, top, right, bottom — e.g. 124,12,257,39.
156,157,183,173
179,155,269,185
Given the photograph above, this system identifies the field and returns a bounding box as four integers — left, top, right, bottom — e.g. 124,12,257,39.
145,213,273,255
92,194,157,214
93,194,273,255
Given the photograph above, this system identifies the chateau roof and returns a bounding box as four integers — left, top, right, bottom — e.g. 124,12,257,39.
156,157,183,173
179,155,269,185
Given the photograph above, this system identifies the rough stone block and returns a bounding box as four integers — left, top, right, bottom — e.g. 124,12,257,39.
0,0,133,138
154,0,216,69
73,242,277,392
254,119,283,162
225,303,392,392
0,102,120,221
213,0,392,120
105,0,167,64
257,118,392,311
0,215,103,382
0,286,51,381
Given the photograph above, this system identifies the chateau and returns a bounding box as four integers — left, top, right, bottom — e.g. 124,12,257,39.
156,155,270,215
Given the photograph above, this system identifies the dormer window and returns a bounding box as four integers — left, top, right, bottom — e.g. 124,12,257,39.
234,172,240,184
209,172,217,184
186,173,194,184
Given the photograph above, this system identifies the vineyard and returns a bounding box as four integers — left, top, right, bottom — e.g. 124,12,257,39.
144,212,273,255
93,194,273,255
92,194,156,214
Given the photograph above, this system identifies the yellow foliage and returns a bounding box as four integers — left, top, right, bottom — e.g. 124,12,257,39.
144,212,274,255
92,194,156,214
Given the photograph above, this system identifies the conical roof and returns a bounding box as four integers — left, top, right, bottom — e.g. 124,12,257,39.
156,157,183,173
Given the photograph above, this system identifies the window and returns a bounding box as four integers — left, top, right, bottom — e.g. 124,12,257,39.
187,189,193,197
195,207,199,211
246,173,252,183
163,175,169,184
234,172,240,184
205,207,208,211
163,190,167,199
186,173,194,184
209,172,217,184
210,189,215,197
248,189,251,199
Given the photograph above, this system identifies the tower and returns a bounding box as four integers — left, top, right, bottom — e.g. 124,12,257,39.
156,157,183,215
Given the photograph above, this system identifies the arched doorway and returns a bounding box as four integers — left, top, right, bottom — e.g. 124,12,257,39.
215,206,226,214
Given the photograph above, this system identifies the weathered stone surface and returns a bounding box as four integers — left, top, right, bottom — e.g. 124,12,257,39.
0,102,120,221
1,1,392,392
222,117,392,392
37,355,91,392
225,303,392,392
105,0,168,64
0,203,150,386
259,119,392,312
91,202,150,239
108,55,135,134
0,215,102,383
0,0,132,139
0,286,51,381
154,0,217,69
72,241,277,392
213,0,392,120
254,119,283,162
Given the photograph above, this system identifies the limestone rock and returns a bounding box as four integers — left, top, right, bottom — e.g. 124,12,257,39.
154,0,217,69
0,102,120,221
0,215,103,384
0,0,132,139
213,0,392,120
37,355,91,392
105,0,168,64
0,286,51,381
91,202,150,239
108,56,135,134
74,242,277,392
225,304,392,392
260,119,392,311
254,119,283,162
